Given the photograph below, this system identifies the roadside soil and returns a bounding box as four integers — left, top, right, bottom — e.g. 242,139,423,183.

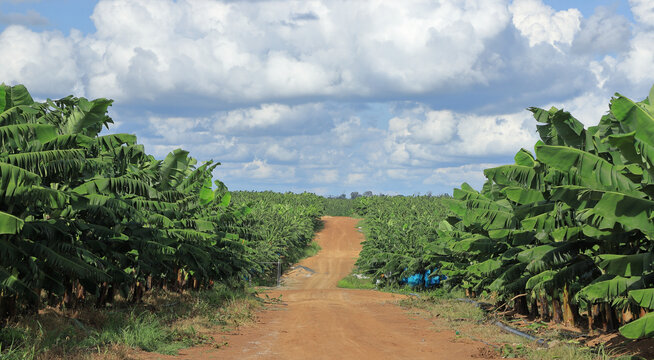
137,216,495,360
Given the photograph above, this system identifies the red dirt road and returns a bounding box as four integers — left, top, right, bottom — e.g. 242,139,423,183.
140,216,493,359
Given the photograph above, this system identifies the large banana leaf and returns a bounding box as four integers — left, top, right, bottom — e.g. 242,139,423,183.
3,84,34,107
591,191,654,236
0,123,57,146
0,211,24,234
611,94,654,148
575,274,645,303
0,163,41,200
484,164,540,189
502,186,545,204
467,258,504,276
0,85,5,112
628,288,654,309
159,149,191,190
598,253,654,277
536,144,642,196
60,98,113,136
619,312,654,339
608,132,654,178
514,148,536,167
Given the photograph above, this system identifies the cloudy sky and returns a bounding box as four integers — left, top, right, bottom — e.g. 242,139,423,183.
1,0,652,195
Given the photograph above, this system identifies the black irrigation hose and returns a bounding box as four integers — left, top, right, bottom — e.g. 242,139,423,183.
455,298,549,348
493,320,548,347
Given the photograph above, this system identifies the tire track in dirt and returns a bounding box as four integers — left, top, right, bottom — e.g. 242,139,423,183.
138,216,494,359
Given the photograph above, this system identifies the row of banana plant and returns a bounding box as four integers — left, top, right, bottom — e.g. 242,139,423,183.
353,195,451,284
0,84,320,321
354,87,654,339
435,87,654,339
231,191,324,282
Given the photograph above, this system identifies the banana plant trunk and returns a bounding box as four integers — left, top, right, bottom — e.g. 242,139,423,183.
562,284,576,326
552,290,563,323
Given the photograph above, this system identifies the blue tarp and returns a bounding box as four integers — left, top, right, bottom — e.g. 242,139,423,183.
400,268,447,288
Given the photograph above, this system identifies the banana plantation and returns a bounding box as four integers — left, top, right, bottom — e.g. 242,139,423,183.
355,87,654,340
3,80,654,346
0,84,322,321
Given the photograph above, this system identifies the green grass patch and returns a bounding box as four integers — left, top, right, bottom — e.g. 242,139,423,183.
0,284,261,359
337,274,376,289
301,241,321,259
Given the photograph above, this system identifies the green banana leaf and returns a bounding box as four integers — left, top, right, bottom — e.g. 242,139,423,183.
576,274,644,303
619,312,654,339
629,288,654,309
536,144,642,196
0,211,24,234
598,253,654,277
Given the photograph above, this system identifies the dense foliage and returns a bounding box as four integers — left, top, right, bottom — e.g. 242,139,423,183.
231,191,324,282
0,85,321,320
355,88,654,339
354,195,451,280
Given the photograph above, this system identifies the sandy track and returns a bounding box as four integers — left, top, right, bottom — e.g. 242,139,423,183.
139,216,492,359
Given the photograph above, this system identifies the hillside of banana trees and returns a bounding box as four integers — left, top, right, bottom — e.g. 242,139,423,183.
355,87,654,340
0,84,322,321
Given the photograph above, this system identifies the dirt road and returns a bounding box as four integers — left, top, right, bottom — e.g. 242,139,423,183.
142,216,492,359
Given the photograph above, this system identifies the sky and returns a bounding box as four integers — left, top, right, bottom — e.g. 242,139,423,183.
1,0,653,196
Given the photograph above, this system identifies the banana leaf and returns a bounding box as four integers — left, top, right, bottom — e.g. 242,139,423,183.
619,312,654,339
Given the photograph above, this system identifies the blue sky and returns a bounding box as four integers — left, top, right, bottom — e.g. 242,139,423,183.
1,0,653,196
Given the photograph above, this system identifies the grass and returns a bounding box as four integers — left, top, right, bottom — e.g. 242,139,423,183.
400,292,630,360
337,274,377,290
0,284,262,359
301,241,321,259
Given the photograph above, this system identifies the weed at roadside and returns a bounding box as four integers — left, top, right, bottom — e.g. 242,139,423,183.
337,274,376,290
0,285,261,359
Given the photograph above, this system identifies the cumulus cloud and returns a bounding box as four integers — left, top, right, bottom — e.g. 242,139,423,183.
384,104,538,164
388,109,457,145
0,26,82,94
265,143,298,162
510,0,581,47
424,163,503,189
617,31,654,87
346,173,365,185
0,0,515,103
572,6,631,55
1,0,651,195
310,169,339,184
235,159,296,181
630,0,654,27
215,103,329,136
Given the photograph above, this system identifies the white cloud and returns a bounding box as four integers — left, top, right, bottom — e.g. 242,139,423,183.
236,159,296,181
617,31,654,87
310,169,338,184
0,0,513,103
510,0,581,47
453,112,538,156
346,173,365,185
215,103,327,136
630,0,654,27
572,6,631,55
0,26,82,94
384,104,538,162
388,109,457,145
3,0,652,196
424,163,502,189
265,143,298,162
